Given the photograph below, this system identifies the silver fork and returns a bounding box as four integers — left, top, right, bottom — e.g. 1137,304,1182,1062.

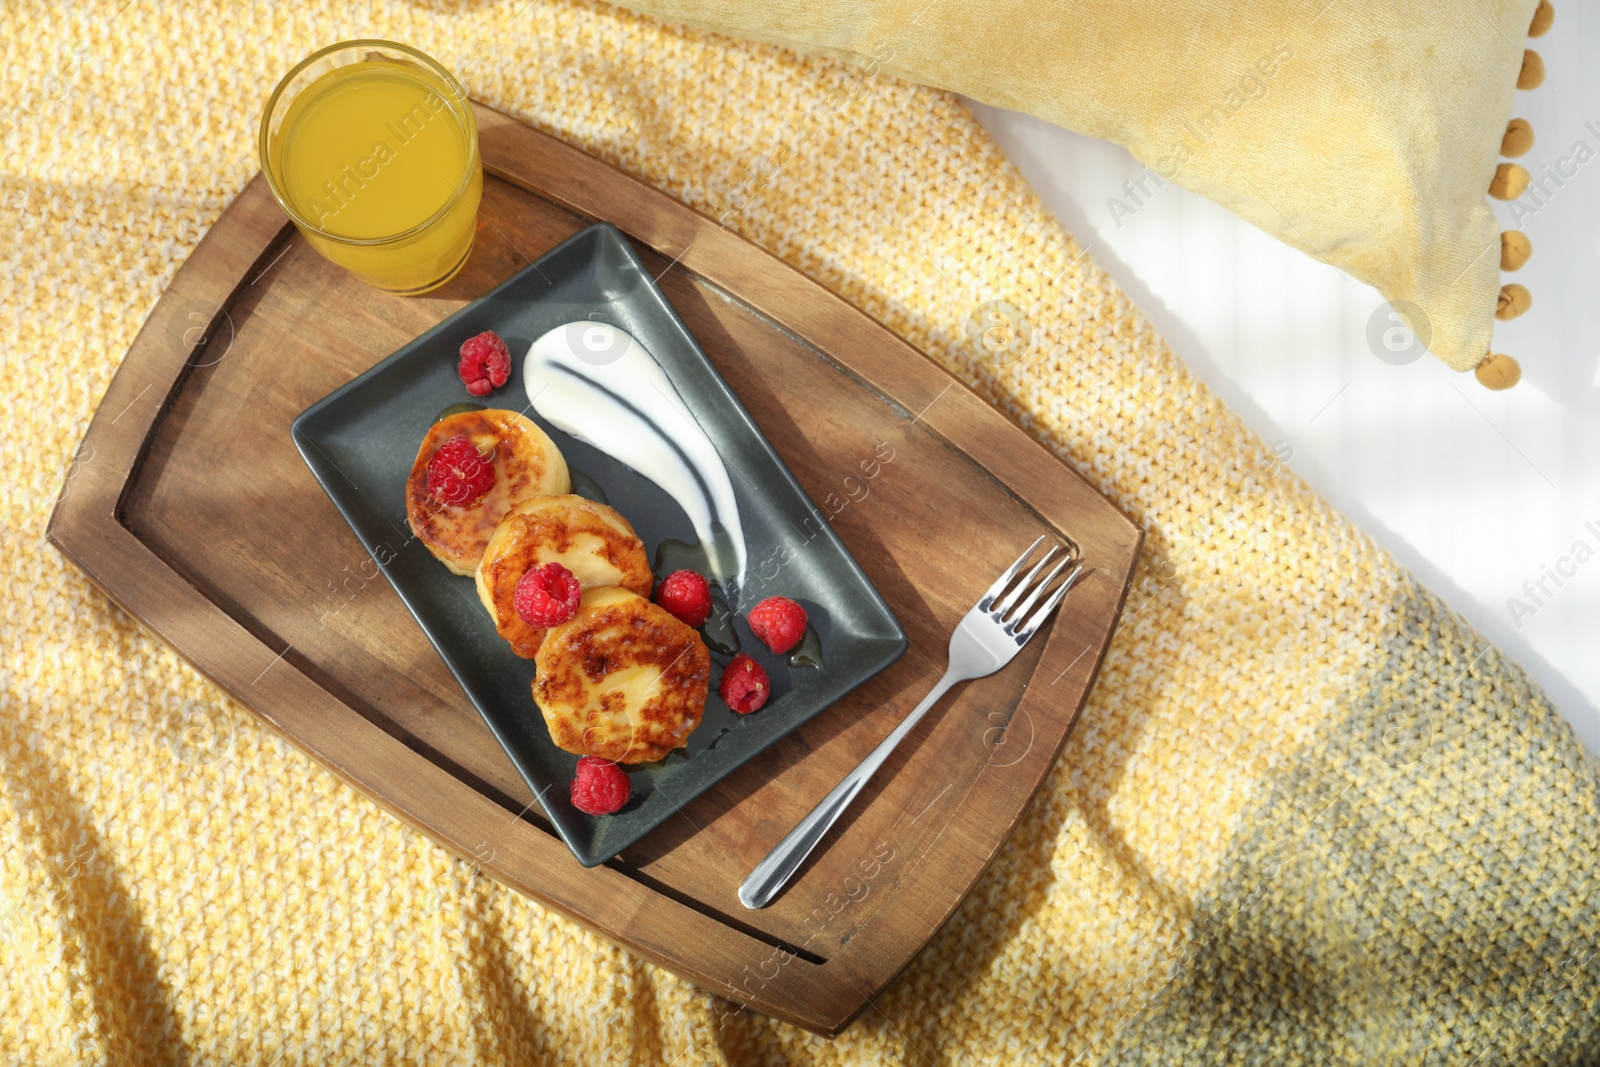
738,536,1084,909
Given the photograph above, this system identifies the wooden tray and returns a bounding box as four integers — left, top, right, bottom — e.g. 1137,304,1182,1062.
47,103,1141,1035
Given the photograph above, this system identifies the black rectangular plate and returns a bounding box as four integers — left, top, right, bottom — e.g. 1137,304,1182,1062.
292,223,907,866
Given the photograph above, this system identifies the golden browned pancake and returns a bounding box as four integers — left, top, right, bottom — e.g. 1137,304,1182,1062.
475,495,655,658
405,409,570,576
533,586,710,763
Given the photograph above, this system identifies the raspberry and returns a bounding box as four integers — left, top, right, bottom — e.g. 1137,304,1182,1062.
719,654,771,714
514,562,582,627
457,330,512,397
425,434,495,507
570,756,631,815
655,570,712,628
747,596,808,655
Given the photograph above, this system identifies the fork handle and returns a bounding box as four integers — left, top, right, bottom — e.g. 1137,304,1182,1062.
737,669,959,909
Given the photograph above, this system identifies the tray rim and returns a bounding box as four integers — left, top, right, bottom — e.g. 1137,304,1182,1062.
289,218,910,867
46,101,1143,1036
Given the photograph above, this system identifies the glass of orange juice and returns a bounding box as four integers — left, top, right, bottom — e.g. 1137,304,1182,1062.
259,40,482,295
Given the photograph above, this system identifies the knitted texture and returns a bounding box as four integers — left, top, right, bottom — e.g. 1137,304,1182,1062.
2,1,1597,1064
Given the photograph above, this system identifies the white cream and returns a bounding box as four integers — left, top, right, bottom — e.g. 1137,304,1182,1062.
524,322,747,602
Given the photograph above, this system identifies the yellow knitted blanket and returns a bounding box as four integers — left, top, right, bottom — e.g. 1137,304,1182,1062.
3,1,1597,1063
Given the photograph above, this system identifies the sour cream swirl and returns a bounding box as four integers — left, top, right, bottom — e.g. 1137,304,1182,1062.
524,321,747,603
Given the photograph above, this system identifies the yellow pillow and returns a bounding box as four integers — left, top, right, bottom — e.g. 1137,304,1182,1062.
623,0,1552,387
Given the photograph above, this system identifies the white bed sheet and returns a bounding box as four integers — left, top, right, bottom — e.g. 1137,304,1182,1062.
966,13,1600,756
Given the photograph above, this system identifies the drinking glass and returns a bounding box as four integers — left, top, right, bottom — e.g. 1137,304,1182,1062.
259,40,481,294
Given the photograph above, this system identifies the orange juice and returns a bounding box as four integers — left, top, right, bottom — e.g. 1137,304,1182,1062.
261,43,481,294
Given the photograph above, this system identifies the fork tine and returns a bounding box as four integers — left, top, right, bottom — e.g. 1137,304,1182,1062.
1013,564,1085,642
1002,553,1072,631
977,535,1046,612
993,544,1064,617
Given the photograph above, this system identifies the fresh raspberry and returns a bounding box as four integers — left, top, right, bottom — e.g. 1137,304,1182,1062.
719,654,771,714
457,330,512,397
425,434,494,507
747,596,808,654
514,562,582,627
655,570,712,628
570,756,631,815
